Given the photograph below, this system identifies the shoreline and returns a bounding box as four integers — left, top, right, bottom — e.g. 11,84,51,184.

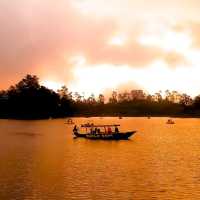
0,114,200,120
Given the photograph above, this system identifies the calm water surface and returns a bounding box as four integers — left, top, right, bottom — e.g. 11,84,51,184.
0,117,200,200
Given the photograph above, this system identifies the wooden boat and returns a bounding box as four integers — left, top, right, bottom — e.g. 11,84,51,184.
166,119,175,124
73,124,136,140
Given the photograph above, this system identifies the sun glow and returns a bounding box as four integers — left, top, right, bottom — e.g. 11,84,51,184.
70,65,130,96
41,80,63,91
41,27,200,98
69,59,200,97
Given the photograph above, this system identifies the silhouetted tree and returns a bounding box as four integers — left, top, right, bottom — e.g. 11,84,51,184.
154,91,162,102
146,94,153,102
98,94,105,104
74,92,83,103
87,94,96,104
194,95,200,109
1,74,200,119
180,93,193,106
15,74,40,91
109,91,118,103
58,86,71,100
6,75,60,118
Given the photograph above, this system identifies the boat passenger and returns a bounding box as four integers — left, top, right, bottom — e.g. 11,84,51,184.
73,125,78,133
90,128,93,134
115,126,119,133
108,127,112,134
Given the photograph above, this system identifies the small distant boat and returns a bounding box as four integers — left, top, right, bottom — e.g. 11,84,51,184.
73,124,136,140
166,119,175,124
65,118,75,125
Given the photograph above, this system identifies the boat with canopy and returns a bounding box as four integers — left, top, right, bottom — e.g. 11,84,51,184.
73,124,136,140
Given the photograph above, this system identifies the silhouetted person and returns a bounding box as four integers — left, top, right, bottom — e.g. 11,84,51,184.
115,126,119,133
108,127,112,134
73,125,78,133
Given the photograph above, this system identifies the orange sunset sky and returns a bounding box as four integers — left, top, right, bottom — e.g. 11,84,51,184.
1,0,200,97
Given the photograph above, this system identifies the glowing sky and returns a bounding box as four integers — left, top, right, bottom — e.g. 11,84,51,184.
1,0,200,96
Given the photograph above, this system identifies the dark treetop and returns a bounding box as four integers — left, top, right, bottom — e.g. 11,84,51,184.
0,75,200,119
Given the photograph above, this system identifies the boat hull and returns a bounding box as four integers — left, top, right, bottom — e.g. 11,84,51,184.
73,131,136,140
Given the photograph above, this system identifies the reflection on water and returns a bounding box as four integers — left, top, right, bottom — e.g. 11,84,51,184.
0,117,200,199
14,132,42,137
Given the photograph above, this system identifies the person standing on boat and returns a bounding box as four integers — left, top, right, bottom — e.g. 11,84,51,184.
108,127,112,134
73,125,78,133
90,127,93,134
115,126,119,133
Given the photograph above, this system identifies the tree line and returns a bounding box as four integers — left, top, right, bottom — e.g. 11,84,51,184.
0,74,200,119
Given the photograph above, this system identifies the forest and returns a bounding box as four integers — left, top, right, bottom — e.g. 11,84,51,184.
0,75,200,119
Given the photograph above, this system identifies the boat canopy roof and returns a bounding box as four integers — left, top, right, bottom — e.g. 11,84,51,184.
81,124,120,128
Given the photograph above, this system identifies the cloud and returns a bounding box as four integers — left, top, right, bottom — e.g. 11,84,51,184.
0,0,199,92
0,0,164,89
171,21,200,49
0,0,116,86
187,22,200,48
163,52,188,67
73,0,200,24
84,41,163,66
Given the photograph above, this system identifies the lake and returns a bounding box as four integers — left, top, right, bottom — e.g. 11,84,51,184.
0,117,200,200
